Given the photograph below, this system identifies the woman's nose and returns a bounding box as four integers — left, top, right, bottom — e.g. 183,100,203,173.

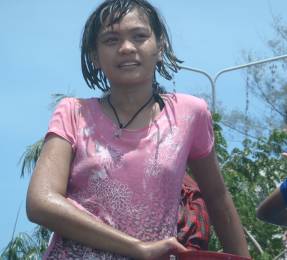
118,40,136,55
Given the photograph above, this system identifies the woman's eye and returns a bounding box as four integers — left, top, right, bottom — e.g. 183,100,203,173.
103,37,118,45
134,34,148,42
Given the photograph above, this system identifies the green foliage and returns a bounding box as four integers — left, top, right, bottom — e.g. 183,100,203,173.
19,139,44,178
1,232,40,260
213,113,229,164
0,226,50,260
209,115,287,259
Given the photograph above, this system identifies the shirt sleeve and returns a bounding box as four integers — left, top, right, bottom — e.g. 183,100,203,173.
280,178,287,205
45,97,78,151
188,99,214,160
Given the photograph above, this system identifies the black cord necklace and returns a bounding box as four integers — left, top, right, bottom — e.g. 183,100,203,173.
107,94,154,137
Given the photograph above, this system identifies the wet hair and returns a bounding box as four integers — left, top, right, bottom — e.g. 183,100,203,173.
81,0,182,92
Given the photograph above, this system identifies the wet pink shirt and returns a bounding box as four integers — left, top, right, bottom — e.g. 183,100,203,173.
44,93,214,259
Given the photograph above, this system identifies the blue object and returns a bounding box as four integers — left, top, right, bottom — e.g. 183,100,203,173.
280,178,287,205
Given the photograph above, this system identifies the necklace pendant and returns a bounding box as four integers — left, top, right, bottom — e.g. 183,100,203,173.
114,127,122,138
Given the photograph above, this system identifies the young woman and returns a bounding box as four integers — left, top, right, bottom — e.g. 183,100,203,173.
26,0,250,259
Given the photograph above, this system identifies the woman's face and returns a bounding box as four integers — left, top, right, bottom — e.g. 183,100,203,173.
95,8,161,89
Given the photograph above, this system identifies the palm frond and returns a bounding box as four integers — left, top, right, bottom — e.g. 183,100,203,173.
19,139,44,178
10,204,22,246
1,208,50,259
1,232,41,259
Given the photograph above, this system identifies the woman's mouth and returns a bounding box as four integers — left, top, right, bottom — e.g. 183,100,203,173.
118,61,140,69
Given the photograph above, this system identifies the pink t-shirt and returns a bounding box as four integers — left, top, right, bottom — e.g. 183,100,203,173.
44,93,214,259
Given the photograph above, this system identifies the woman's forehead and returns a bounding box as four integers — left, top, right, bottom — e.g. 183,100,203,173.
100,8,151,33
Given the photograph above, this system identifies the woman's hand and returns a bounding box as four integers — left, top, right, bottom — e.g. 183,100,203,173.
137,237,187,260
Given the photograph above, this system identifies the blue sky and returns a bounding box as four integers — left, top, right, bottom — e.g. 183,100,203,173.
1,0,287,251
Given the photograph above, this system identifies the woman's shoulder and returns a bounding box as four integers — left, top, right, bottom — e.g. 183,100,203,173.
162,93,209,112
53,97,101,120
56,96,98,109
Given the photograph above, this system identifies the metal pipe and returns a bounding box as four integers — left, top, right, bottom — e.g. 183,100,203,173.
214,54,287,83
179,65,216,112
180,54,287,113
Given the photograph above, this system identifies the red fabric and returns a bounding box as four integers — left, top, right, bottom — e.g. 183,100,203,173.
177,174,210,250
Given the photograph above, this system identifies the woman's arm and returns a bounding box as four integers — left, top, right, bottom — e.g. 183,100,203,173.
26,134,186,259
256,153,287,226
256,187,287,226
189,147,250,257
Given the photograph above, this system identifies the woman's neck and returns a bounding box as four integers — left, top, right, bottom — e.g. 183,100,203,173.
109,85,154,115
